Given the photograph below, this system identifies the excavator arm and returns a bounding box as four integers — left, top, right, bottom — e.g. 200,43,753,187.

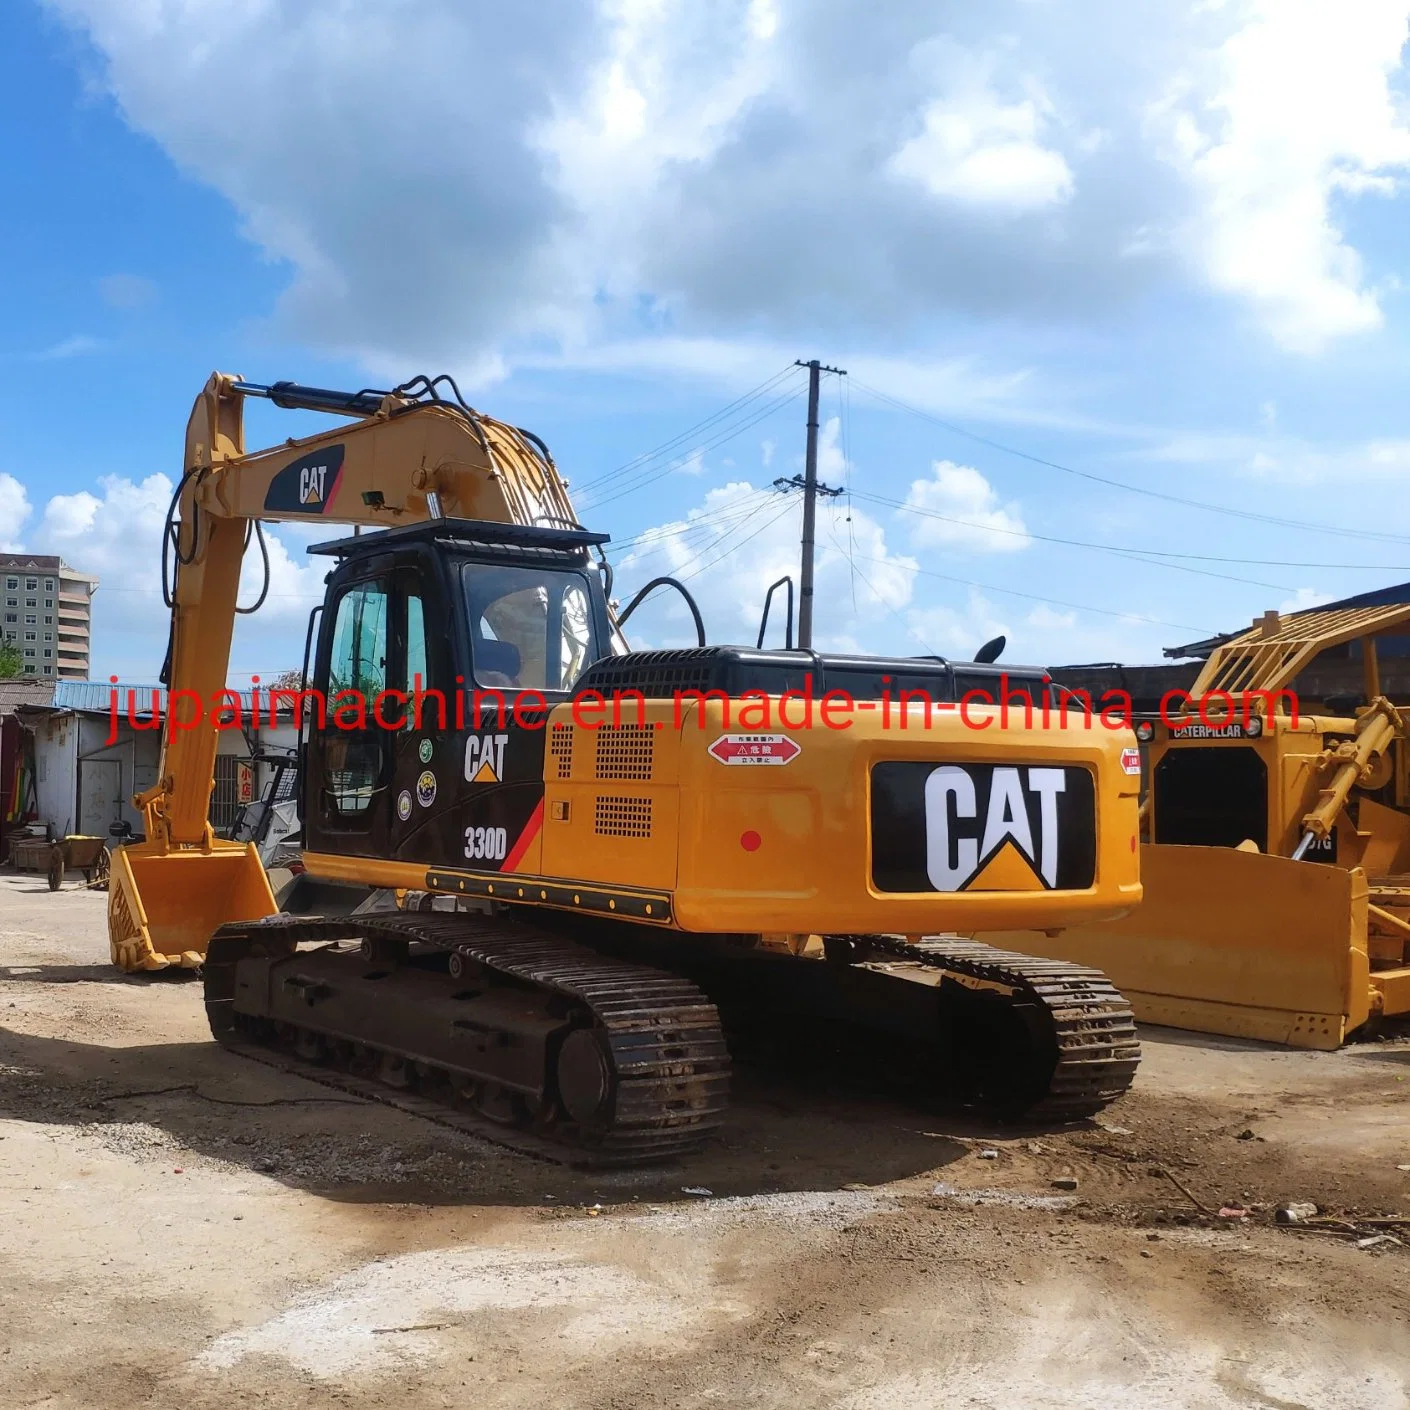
109,371,582,971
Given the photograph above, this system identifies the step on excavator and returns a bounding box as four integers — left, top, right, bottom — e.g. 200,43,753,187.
1010,604,1410,1049
107,371,1144,1164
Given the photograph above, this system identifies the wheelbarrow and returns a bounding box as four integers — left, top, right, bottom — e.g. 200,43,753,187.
47,834,112,892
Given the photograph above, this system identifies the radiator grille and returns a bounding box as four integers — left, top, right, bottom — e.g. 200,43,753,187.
594,795,652,838
549,723,574,780
595,724,654,780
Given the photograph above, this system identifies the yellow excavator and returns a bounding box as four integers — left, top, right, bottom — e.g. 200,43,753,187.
1014,603,1410,1049
108,371,1145,1162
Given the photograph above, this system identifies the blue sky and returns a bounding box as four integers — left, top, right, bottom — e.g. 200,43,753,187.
5,0,1410,683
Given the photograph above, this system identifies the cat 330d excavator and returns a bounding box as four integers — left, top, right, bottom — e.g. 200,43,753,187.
107,371,1144,1164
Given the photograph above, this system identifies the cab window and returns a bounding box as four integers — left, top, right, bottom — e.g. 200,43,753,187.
328,580,388,699
463,564,598,692
323,580,388,815
402,589,429,728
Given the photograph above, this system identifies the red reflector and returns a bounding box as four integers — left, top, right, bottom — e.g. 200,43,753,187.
740,830,761,852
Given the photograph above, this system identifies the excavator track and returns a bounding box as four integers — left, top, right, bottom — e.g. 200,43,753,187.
826,933,1140,1120
203,912,730,1167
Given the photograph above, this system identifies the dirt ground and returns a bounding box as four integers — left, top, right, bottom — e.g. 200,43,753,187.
1,871,1408,1410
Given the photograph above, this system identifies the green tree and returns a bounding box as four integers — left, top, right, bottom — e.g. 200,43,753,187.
0,639,24,680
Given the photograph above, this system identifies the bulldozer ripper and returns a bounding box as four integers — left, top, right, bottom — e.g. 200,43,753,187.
103,676,1298,744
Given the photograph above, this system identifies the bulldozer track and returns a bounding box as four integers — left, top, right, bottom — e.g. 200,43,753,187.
204,912,730,1168
829,933,1141,1120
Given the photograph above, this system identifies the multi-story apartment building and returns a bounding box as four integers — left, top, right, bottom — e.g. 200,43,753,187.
0,554,99,678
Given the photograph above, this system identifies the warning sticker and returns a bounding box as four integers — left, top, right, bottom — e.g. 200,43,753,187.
1120,747,1142,776
707,734,801,766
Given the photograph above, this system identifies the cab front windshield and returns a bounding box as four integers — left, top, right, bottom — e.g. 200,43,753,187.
462,562,597,693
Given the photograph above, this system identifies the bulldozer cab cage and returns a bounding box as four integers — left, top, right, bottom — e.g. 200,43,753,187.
1138,599,1410,864
1007,597,1410,1049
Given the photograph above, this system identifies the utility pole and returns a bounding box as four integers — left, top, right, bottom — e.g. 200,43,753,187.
786,358,845,649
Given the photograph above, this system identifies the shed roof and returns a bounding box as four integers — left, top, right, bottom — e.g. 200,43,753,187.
0,679,57,714
46,680,293,719
1164,579,1410,661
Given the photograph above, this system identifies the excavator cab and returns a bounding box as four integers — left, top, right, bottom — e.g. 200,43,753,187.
300,520,614,869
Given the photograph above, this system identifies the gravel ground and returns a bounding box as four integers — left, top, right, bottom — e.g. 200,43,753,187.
2,870,1408,1409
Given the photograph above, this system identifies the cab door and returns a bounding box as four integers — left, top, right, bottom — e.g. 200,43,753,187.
305,572,395,858
384,559,461,863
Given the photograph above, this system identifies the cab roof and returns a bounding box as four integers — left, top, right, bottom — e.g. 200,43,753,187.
308,517,610,559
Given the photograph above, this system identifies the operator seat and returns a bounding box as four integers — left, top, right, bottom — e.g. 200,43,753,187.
476,638,522,689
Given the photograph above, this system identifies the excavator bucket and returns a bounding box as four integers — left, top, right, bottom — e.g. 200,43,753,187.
1003,844,1372,1050
107,840,277,973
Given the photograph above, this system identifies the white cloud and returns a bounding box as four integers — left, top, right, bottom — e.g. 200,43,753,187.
901,461,1030,553
906,592,1171,666
907,591,1012,658
31,335,102,361
11,473,325,679
1148,426,1410,483
888,67,1074,210
1278,586,1335,615
615,480,917,652
0,474,33,551
1156,0,1410,352
41,0,1410,379
28,1,1154,368
38,474,170,574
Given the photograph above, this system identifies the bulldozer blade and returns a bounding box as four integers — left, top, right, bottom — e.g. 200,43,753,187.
108,841,277,973
997,844,1372,1050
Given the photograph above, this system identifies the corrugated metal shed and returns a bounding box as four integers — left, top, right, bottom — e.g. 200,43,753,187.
52,681,163,715
48,681,289,717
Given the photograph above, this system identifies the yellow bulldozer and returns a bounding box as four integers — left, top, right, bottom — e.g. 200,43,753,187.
106,371,1146,1163
1019,602,1410,1049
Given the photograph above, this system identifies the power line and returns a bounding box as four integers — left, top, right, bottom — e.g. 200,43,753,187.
851,377,1410,547
821,521,938,655
575,365,800,495
856,489,1410,571
607,492,774,557
678,499,800,583
841,371,858,614
849,548,1216,637
582,385,806,510
612,492,789,588
793,358,847,648
854,489,1295,591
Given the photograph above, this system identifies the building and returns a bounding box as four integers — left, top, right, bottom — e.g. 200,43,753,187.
0,677,56,860
10,680,297,843
0,554,99,679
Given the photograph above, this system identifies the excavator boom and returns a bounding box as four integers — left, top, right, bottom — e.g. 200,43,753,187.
111,372,580,970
